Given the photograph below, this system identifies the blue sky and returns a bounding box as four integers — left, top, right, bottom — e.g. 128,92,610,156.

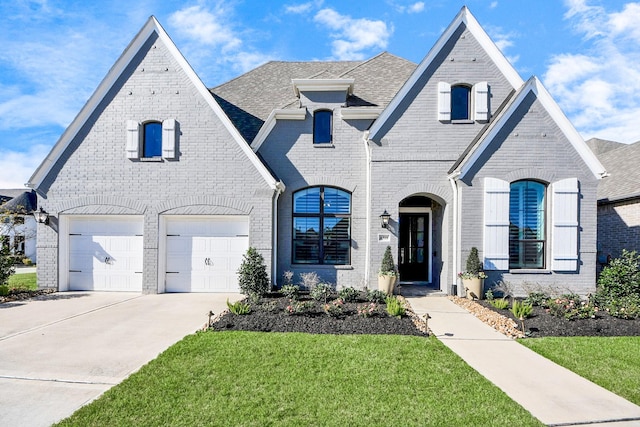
0,0,638,188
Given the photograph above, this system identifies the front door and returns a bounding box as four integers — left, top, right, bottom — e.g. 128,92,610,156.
398,213,430,282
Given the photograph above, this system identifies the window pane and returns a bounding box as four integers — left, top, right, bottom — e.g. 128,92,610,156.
293,240,319,264
323,217,350,240
313,110,332,144
323,240,350,264
323,188,350,214
509,180,546,269
143,122,162,157
293,217,320,239
294,188,321,213
451,86,470,120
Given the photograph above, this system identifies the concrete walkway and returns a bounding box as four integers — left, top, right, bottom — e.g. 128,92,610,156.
0,291,240,427
406,296,640,426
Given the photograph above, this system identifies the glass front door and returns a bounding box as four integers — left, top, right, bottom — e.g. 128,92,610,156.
398,213,429,282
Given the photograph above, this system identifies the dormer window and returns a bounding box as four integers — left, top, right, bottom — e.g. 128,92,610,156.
143,121,162,157
451,85,471,120
313,110,332,144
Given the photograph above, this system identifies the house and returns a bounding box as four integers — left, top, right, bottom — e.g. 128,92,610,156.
0,189,37,263
586,138,640,268
28,7,606,296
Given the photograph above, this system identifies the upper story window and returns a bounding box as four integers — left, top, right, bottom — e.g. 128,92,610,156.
451,85,471,120
143,122,162,158
313,110,332,144
509,180,546,269
292,186,351,265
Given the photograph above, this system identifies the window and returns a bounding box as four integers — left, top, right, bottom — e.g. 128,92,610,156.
451,85,471,120
509,180,546,269
143,122,162,157
13,235,25,256
293,186,350,264
313,110,332,144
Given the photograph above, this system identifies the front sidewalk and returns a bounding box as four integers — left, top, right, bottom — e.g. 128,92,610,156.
406,296,640,426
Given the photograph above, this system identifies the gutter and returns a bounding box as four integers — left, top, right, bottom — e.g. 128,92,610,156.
272,181,286,287
448,172,460,296
362,131,372,287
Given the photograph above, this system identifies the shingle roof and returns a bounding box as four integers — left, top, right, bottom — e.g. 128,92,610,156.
210,52,417,142
585,138,626,156
0,190,36,214
0,189,30,205
594,141,640,203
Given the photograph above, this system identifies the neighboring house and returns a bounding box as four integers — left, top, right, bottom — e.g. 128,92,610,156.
586,138,640,268
28,7,606,295
0,189,37,263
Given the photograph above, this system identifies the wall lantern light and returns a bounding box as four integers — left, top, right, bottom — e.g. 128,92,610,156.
33,207,49,225
380,210,391,229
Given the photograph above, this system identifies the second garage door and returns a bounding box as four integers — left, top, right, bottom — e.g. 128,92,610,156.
164,216,249,292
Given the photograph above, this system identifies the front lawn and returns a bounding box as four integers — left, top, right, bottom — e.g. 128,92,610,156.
7,272,37,290
521,337,640,405
58,332,541,426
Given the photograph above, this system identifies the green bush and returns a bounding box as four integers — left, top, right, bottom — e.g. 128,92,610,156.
379,246,397,276
605,295,640,319
597,250,640,300
511,300,533,319
323,299,344,317
547,294,596,320
490,298,509,310
237,247,270,297
0,285,9,296
0,248,16,286
285,300,314,315
338,286,360,302
310,283,333,303
385,295,405,318
367,289,387,304
524,291,550,307
280,285,300,300
226,299,251,315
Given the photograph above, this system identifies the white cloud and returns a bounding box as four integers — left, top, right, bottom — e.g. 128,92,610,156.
490,1,498,9
0,144,50,188
314,9,392,60
485,25,518,64
407,2,425,13
285,1,322,14
543,1,640,142
169,5,241,53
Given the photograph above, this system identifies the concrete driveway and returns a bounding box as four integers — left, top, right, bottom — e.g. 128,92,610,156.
0,291,240,427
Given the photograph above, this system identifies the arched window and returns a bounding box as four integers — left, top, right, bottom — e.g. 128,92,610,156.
293,186,350,264
313,110,332,144
509,180,546,269
143,121,162,157
451,85,471,120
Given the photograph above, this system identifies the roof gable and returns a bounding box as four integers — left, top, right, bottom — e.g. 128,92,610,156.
369,6,523,141
594,141,640,202
28,17,280,191
451,77,607,180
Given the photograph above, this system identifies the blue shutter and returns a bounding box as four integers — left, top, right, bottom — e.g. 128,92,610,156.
483,177,510,270
552,178,579,271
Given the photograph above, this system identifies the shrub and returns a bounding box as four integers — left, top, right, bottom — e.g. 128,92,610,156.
22,258,33,266
490,298,509,310
604,295,640,319
466,247,482,275
367,289,387,304
385,295,405,318
485,289,494,300
546,294,596,320
282,270,294,287
511,300,533,319
237,247,270,297
285,300,313,315
323,299,344,317
280,285,300,300
310,283,333,303
300,272,320,290
490,281,515,300
357,302,378,318
0,248,16,286
598,250,640,298
338,286,360,302
0,285,9,296
524,291,550,307
226,299,251,315
379,246,397,276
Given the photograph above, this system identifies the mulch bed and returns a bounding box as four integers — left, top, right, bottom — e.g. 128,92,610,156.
210,293,429,336
0,288,55,304
461,297,640,338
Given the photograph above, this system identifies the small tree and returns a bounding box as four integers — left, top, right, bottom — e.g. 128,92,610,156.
597,250,640,301
379,246,397,276
237,247,270,296
466,247,482,275
0,247,16,286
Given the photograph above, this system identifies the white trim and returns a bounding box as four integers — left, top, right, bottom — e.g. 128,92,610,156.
292,78,355,97
399,206,431,213
369,6,523,141
448,174,460,295
251,108,306,152
28,16,280,191
362,131,372,286
339,107,384,120
457,77,607,180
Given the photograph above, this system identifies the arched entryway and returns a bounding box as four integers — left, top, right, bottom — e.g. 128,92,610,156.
398,195,442,287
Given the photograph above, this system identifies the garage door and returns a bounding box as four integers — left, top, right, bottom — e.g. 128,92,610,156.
165,216,249,292
68,216,143,291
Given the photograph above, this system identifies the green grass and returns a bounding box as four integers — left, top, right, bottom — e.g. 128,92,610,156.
57,332,541,426
7,272,37,290
521,337,640,405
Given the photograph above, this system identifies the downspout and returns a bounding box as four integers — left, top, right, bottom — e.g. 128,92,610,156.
448,173,460,296
272,181,285,288
362,131,372,287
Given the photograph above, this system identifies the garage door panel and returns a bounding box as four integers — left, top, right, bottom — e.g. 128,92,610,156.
164,217,249,293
